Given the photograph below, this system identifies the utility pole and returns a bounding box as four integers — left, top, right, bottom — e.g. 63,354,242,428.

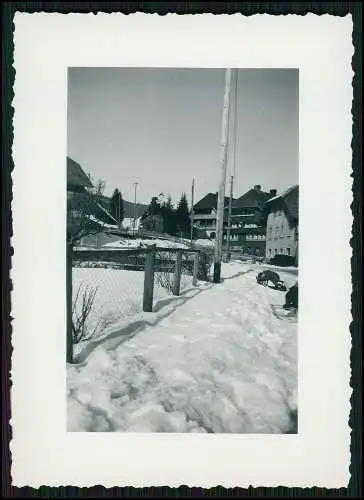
213,68,234,283
190,179,195,247
226,175,234,261
118,193,121,231
133,182,138,237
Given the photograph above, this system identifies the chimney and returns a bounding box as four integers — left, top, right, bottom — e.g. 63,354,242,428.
254,184,261,192
270,189,277,196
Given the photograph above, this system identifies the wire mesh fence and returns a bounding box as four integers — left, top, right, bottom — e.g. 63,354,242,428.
153,249,194,297
72,264,147,342
69,246,213,357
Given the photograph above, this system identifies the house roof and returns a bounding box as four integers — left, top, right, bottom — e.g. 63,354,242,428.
266,184,299,220
95,201,119,225
232,188,272,210
68,191,118,226
67,157,93,189
194,193,231,212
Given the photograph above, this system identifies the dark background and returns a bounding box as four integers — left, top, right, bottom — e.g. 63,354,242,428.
2,1,362,498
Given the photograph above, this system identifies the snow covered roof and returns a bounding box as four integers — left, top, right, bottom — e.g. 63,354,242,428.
68,191,119,226
88,214,119,229
95,201,118,225
265,185,299,220
266,185,297,203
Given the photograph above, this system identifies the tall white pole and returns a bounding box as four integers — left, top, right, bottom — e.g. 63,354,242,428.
213,68,233,283
190,179,195,246
226,175,234,260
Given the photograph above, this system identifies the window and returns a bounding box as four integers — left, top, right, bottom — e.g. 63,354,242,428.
274,248,278,255
287,247,291,256
268,249,272,255
280,248,283,254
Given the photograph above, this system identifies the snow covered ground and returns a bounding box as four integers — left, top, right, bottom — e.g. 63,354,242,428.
68,261,298,434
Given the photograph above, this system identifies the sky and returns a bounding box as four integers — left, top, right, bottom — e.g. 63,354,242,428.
67,68,298,206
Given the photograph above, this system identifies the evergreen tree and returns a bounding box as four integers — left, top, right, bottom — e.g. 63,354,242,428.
147,196,161,216
175,192,191,238
110,188,124,224
160,194,177,235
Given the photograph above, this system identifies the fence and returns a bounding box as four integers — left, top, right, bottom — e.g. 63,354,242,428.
67,243,212,363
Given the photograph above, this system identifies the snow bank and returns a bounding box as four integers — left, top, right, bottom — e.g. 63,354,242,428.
262,263,298,273
193,239,214,248
102,236,214,250
103,238,191,249
68,262,298,434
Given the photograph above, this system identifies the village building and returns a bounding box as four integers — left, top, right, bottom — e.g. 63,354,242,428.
264,184,299,265
192,192,232,240
192,185,277,255
227,185,277,255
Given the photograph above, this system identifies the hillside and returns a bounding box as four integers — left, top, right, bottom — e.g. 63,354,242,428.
99,195,148,219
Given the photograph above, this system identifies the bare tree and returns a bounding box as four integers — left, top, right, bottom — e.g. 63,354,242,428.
67,177,115,247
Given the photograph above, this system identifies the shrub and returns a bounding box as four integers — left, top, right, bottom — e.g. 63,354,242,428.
154,250,190,294
72,283,100,344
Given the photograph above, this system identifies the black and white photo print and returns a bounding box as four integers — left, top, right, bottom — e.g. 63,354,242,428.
11,12,353,489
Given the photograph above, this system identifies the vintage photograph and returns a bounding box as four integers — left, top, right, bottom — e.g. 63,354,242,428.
66,67,299,433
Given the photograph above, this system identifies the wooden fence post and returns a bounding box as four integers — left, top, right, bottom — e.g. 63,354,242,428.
173,250,183,296
197,251,208,281
66,242,73,364
192,252,199,286
143,247,155,312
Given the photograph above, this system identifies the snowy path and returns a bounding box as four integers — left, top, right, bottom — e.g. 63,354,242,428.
67,262,297,433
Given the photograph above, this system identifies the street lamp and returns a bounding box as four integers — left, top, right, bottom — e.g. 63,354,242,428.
133,182,138,237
